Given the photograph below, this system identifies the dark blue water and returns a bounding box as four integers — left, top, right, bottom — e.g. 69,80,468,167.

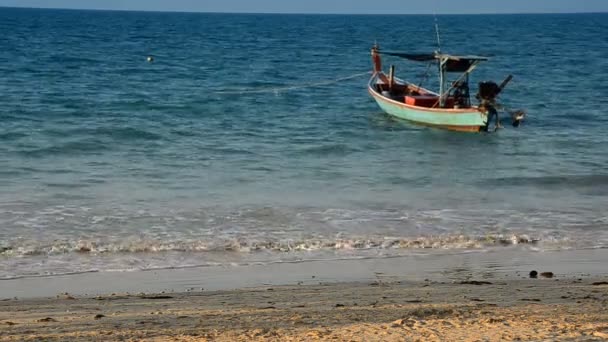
1,8,607,278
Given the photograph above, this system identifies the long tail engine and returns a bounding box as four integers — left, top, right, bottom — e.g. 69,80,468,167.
476,75,525,129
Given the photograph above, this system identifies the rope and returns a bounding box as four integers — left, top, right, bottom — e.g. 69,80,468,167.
213,71,371,95
417,62,433,90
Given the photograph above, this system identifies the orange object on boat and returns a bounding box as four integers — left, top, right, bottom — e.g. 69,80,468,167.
405,95,439,107
405,95,455,108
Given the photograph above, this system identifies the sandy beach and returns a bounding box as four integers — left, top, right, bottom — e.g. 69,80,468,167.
2,250,608,341
2,279,608,341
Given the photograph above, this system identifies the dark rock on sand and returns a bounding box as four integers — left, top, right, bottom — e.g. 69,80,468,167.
138,295,174,299
540,272,554,279
460,281,493,285
58,293,76,300
406,299,424,303
37,317,57,323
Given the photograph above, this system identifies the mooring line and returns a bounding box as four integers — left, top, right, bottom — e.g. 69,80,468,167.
213,71,371,95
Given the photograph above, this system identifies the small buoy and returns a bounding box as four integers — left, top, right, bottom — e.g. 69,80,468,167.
529,270,538,279
147,56,154,63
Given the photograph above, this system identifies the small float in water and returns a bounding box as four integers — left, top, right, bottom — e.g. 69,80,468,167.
368,44,525,133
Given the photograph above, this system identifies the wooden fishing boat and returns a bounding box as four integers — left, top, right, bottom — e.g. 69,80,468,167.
368,45,522,132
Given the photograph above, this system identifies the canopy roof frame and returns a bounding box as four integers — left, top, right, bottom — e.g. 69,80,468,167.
379,49,488,108
379,51,489,73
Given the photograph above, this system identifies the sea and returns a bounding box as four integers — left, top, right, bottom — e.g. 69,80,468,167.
1,7,607,280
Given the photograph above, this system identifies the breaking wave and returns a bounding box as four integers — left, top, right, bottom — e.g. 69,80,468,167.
0,233,546,258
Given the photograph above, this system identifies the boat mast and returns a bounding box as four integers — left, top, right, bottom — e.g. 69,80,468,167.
434,15,442,54
434,16,446,107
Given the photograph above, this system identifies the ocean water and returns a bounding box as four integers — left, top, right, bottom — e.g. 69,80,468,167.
1,8,607,279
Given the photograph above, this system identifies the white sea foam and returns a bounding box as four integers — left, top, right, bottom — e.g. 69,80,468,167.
0,204,606,279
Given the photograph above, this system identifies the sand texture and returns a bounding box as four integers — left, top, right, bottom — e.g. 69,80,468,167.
2,278,608,341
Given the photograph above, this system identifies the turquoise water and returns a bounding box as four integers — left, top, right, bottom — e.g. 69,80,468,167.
1,8,607,278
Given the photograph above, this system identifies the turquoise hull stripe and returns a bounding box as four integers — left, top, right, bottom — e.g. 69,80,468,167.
373,95,487,127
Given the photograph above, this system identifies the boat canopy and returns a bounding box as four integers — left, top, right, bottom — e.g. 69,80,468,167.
380,51,489,72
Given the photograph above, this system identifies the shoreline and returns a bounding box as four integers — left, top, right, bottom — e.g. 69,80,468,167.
2,249,607,340
2,248,608,300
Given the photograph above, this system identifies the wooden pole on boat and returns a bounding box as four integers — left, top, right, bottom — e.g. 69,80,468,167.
371,44,391,85
497,74,514,94
438,58,446,107
371,45,382,74
389,65,395,91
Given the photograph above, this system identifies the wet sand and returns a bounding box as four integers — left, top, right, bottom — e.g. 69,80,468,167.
2,249,608,341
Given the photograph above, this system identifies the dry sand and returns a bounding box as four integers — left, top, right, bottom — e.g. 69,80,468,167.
2,277,608,341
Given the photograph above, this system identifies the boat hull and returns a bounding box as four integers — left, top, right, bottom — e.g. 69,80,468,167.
368,75,488,133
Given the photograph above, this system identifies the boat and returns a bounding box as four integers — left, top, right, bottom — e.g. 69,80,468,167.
368,44,523,132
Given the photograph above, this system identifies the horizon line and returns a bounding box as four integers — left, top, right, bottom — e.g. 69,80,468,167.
1,5,607,16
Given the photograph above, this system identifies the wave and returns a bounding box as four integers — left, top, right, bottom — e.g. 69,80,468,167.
89,127,163,141
482,174,608,188
17,139,111,157
296,143,361,157
49,127,164,142
0,270,100,281
0,132,28,141
11,166,84,175
1,233,584,280
12,126,166,157
0,234,545,258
